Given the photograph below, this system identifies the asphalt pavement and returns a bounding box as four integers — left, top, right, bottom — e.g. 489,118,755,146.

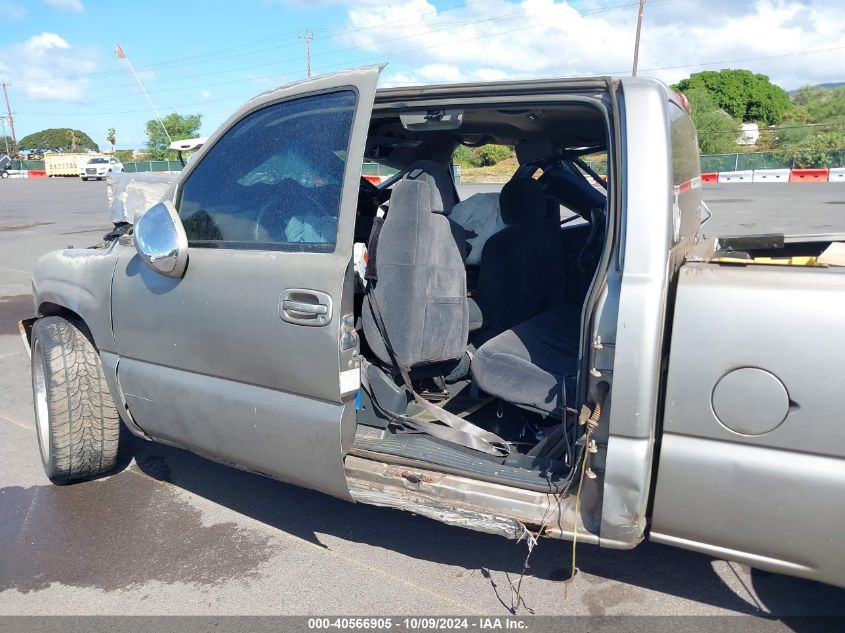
1,178,844,618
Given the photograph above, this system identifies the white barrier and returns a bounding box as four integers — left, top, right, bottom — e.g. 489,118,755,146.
718,170,754,183
5,169,28,179
829,167,845,182
752,169,791,183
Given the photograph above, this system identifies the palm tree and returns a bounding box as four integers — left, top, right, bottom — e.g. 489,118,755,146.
107,128,116,154
67,130,79,152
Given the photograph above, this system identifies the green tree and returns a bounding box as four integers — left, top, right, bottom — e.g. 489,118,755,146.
453,145,480,168
775,131,845,168
684,88,740,154
18,128,99,153
452,144,513,168
114,149,134,163
0,135,16,157
675,69,792,125
791,85,845,122
773,85,845,165
475,144,513,166
107,127,117,154
145,113,202,160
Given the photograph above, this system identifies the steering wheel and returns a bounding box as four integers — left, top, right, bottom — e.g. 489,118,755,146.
253,188,332,243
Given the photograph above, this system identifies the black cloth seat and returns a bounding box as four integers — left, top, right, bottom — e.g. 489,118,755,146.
362,160,469,370
476,178,565,342
471,302,581,415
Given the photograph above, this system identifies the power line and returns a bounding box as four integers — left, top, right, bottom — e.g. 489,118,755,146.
11,0,649,99
18,2,845,118
696,121,845,137
34,3,534,99
628,45,845,75
6,0,499,87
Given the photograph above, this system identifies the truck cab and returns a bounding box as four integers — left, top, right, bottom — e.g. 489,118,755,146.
22,68,845,590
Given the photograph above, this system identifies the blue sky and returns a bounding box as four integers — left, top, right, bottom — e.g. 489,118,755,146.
1,0,843,151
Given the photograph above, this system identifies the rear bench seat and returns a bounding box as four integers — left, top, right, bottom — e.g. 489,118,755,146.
470,302,581,416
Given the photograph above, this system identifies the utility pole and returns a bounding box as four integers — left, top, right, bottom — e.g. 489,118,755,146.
1,81,16,145
632,0,647,77
300,31,313,78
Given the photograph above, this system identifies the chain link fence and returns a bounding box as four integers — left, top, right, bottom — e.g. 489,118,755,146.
701,150,845,172
9,153,845,177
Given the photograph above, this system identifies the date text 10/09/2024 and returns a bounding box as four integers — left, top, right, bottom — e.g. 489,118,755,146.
307,618,528,630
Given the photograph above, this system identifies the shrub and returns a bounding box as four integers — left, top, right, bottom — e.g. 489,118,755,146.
453,145,480,168
475,144,513,166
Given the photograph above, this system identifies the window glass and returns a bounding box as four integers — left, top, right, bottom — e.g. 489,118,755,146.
178,90,356,250
669,104,703,241
669,105,700,186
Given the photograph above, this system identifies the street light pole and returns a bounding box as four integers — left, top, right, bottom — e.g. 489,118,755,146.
632,0,647,76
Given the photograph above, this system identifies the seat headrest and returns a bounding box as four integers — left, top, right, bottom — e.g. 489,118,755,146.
499,178,548,225
403,159,456,215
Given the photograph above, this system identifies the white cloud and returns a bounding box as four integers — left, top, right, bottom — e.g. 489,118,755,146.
199,89,213,100
3,33,97,103
0,0,26,18
341,0,845,90
44,0,84,11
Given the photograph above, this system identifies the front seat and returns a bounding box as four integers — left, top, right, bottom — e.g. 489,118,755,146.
362,161,469,372
476,178,565,341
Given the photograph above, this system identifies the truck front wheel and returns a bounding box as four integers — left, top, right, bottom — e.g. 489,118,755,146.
31,316,121,484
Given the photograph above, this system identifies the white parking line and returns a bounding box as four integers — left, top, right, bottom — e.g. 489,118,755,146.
0,265,32,276
0,412,32,432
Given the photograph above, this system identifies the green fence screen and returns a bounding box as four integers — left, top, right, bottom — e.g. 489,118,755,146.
10,160,46,170
122,160,183,173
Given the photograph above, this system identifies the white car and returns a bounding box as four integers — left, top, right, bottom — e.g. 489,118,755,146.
80,157,123,181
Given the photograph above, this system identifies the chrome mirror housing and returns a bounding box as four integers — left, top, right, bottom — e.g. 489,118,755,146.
133,201,188,278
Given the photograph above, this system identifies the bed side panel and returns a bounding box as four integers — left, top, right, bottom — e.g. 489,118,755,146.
651,262,845,588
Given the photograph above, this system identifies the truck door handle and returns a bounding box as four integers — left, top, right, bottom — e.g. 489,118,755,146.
283,300,327,316
279,289,333,326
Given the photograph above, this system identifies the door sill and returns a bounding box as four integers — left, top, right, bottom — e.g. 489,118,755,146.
350,429,573,493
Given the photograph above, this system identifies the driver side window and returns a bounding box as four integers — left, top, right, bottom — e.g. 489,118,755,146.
177,90,356,251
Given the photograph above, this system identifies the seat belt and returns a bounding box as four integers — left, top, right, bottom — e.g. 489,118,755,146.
364,291,511,458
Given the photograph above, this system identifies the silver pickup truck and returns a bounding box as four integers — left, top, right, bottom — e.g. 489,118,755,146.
19,67,845,590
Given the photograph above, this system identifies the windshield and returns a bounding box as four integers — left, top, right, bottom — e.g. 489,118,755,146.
87,158,108,164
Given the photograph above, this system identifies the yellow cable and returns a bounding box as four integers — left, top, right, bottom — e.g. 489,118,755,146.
566,402,601,598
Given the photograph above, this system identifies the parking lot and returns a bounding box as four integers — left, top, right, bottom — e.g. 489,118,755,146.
1,178,845,618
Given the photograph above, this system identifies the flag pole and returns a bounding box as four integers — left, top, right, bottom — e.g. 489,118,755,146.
115,43,173,145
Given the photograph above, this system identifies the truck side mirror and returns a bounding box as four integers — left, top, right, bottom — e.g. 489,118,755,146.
133,201,188,279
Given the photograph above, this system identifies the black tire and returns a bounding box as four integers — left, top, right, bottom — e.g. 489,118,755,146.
31,316,121,484
81,177,88,181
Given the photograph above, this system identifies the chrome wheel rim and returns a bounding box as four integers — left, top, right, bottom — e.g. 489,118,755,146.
32,339,50,465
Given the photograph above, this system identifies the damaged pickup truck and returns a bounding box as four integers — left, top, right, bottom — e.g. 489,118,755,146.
20,67,845,590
